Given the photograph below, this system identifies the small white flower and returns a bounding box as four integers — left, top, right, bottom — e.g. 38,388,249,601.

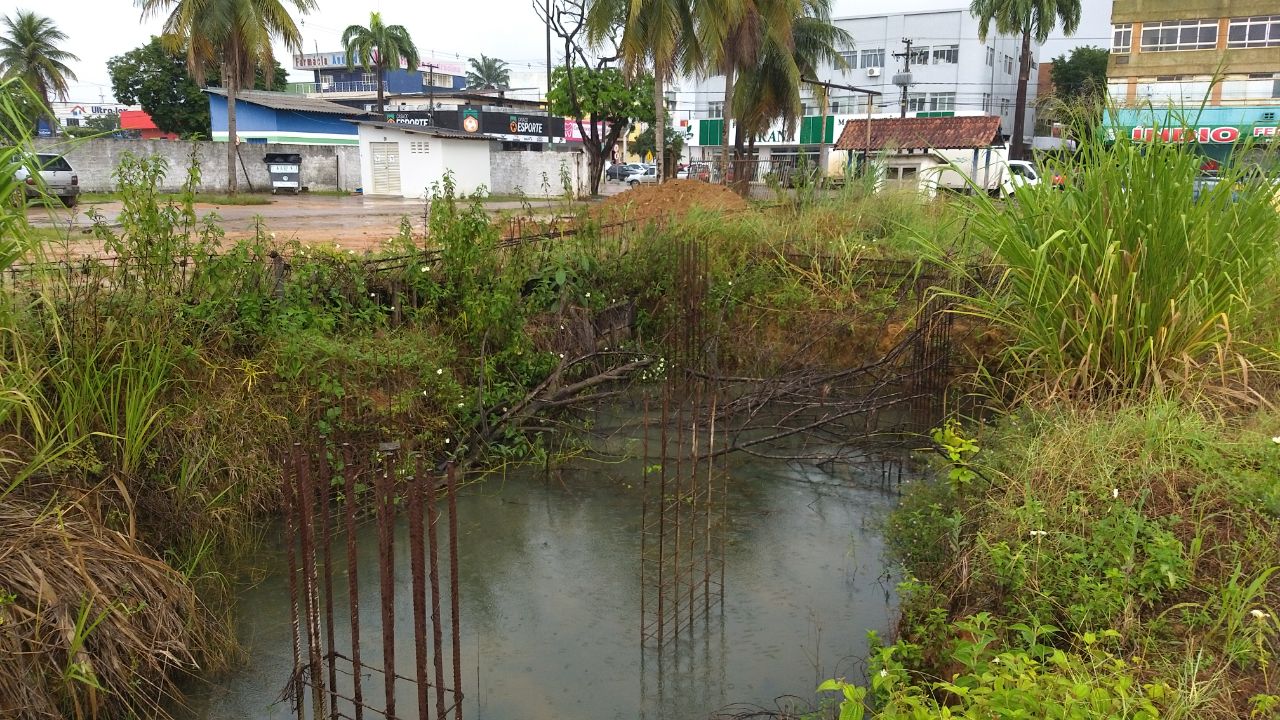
335,243,340,249
560,325,565,330
270,232,276,239
348,250,355,255
457,402,464,407
1251,609,1270,620
559,353,565,358
1272,436,1280,444
445,438,451,444
501,407,507,412
1029,530,1048,537
420,266,428,273
879,669,888,678
437,368,444,375
370,292,376,297
991,657,1000,664
422,390,427,396
1112,488,1119,499
728,281,733,286
388,306,395,311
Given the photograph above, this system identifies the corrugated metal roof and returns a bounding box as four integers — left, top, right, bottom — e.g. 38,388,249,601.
348,120,492,141
835,115,1003,151
203,88,367,116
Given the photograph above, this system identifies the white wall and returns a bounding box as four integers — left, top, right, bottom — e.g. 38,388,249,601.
490,149,586,198
357,124,491,198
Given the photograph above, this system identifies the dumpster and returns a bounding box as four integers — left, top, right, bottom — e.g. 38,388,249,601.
264,153,302,194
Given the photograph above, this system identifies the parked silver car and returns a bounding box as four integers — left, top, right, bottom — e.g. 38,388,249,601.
627,164,658,187
17,153,80,207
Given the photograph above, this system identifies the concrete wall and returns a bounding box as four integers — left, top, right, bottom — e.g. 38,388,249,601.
489,148,586,198
32,138,361,193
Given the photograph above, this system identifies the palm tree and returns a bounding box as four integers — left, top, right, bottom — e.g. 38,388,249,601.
138,0,314,193
341,12,419,118
970,0,1080,160
0,11,78,134
465,54,511,90
698,0,788,184
733,0,848,168
587,0,700,182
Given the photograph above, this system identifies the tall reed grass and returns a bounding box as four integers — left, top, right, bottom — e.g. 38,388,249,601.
927,118,1280,400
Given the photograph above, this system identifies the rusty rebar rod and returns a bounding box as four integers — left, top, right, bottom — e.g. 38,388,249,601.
447,464,463,720
375,451,396,719
340,446,365,720
409,456,431,718
426,464,448,719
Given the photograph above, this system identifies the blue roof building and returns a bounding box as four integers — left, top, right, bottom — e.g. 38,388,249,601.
205,89,367,145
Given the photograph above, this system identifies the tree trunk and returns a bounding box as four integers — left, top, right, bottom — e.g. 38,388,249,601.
587,142,603,196
226,67,239,195
377,63,387,117
720,65,735,186
1011,29,1032,161
653,72,665,183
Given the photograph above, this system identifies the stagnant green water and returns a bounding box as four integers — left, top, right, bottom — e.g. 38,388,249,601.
183,426,907,719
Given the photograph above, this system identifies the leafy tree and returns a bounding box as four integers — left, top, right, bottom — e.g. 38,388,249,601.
970,0,1081,160
1049,45,1108,101
539,0,655,195
342,12,418,118
631,119,683,164
465,54,511,90
110,38,288,139
546,64,654,194
137,0,314,193
586,0,707,182
109,37,209,137
64,113,124,139
0,11,78,133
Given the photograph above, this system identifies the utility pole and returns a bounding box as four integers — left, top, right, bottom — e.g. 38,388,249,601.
802,78,881,179
425,63,438,125
891,38,914,119
545,0,553,104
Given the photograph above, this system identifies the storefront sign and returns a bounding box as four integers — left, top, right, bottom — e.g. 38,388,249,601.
564,119,611,143
480,112,564,138
1128,125,1276,143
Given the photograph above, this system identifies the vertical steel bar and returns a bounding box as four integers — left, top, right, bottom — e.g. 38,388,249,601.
447,465,463,719
426,469,448,718
672,384,683,644
705,395,715,619
299,450,327,720
284,448,306,720
409,456,432,718
376,450,396,719
640,397,648,643
341,446,365,720
318,449,339,718
657,389,668,648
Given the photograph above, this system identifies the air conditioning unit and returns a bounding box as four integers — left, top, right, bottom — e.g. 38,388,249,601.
866,67,882,77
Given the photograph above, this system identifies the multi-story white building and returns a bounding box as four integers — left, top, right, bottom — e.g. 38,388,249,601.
683,5,1039,161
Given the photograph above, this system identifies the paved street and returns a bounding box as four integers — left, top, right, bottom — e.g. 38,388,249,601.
28,191,619,252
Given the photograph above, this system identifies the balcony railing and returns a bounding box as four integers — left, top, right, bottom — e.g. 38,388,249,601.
284,80,387,95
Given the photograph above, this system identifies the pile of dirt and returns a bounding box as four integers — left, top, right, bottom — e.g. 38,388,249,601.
591,180,749,224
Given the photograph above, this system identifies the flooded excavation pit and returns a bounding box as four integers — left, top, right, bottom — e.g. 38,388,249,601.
181,420,910,720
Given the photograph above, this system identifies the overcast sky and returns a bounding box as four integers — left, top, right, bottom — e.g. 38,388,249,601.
34,0,1113,104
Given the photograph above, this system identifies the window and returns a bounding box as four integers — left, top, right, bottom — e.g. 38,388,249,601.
982,92,992,112
1112,23,1132,52
424,72,452,88
1003,55,1014,74
64,118,80,127
929,92,956,112
708,101,724,118
409,140,430,154
860,48,885,68
839,50,858,68
905,93,927,112
830,101,840,113
1228,16,1280,48
1140,19,1218,51
932,45,958,64
985,46,995,66
1274,78,1280,98
908,46,930,66
319,73,335,86
361,72,378,85
1000,97,1010,114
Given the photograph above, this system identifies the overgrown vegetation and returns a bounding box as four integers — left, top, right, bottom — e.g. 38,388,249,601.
817,120,1280,718
1,75,937,716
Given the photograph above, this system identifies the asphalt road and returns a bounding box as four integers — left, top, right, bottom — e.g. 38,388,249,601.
27,184,628,252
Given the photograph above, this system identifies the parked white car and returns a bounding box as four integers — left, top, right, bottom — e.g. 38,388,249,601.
627,165,659,187
16,153,79,207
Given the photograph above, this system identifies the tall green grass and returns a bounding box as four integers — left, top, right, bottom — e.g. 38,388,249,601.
928,126,1280,399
